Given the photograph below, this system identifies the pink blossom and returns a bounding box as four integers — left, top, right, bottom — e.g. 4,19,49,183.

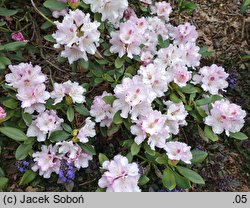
32,145,61,178
11,32,26,42
171,22,198,45
151,2,172,21
192,64,229,95
53,9,100,63
165,141,192,164
57,141,93,169
98,155,141,192
90,92,115,127
50,80,86,105
77,117,96,143
16,84,50,108
205,100,246,136
5,63,47,89
27,110,63,142
83,0,128,27
168,66,192,87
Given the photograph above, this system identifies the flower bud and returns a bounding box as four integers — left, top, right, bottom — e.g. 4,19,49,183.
72,129,79,137
0,106,6,123
67,0,80,10
65,95,73,106
11,32,26,42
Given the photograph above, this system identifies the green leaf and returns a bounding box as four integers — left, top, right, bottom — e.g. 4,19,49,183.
143,143,155,156
103,96,116,105
98,153,109,165
241,0,250,13
0,56,11,66
49,130,70,142
229,132,248,140
174,172,191,189
44,34,56,43
162,168,176,190
107,124,120,137
158,35,170,48
103,73,114,82
22,112,32,126
0,127,28,141
81,144,96,155
75,104,90,116
2,98,18,109
4,41,27,51
131,142,141,156
43,0,67,10
198,125,209,142
19,170,36,186
155,157,168,165
0,167,5,177
204,125,219,142
138,175,150,186
61,123,72,133
199,46,214,58
170,93,182,103
67,106,74,122
180,84,199,94
191,150,208,164
0,177,8,189
0,8,18,16
115,57,124,68
176,166,205,184
15,143,33,160
113,111,123,125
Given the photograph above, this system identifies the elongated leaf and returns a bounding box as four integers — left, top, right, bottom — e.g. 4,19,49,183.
103,95,116,105
229,132,248,140
131,142,140,156
138,175,150,186
0,127,28,141
43,0,67,10
162,168,176,190
0,8,18,16
19,170,36,186
67,107,74,122
15,143,33,160
113,111,123,125
75,104,90,116
191,150,208,164
81,144,96,155
49,130,70,142
4,41,27,51
98,153,109,165
0,177,8,189
176,166,205,184
174,172,191,189
204,125,219,142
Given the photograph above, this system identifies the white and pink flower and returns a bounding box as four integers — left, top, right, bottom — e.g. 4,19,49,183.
77,117,96,143
50,81,86,105
192,64,229,95
98,155,141,192
204,100,246,136
90,92,116,127
165,141,192,164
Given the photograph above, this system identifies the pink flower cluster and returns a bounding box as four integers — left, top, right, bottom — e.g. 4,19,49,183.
165,141,192,164
90,91,116,127
11,32,27,42
77,117,96,143
32,141,93,178
151,1,172,21
27,110,64,142
53,9,100,64
205,100,246,136
192,64,229,95
5,63,50,114
50,81,86,105
83,0,128,27
98,155,141,192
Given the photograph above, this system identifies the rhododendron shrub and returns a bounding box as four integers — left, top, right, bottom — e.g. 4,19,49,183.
0,0,247,192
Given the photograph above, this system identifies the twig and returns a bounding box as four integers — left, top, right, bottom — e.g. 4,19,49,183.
79,178,97,186
30,0,55,25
